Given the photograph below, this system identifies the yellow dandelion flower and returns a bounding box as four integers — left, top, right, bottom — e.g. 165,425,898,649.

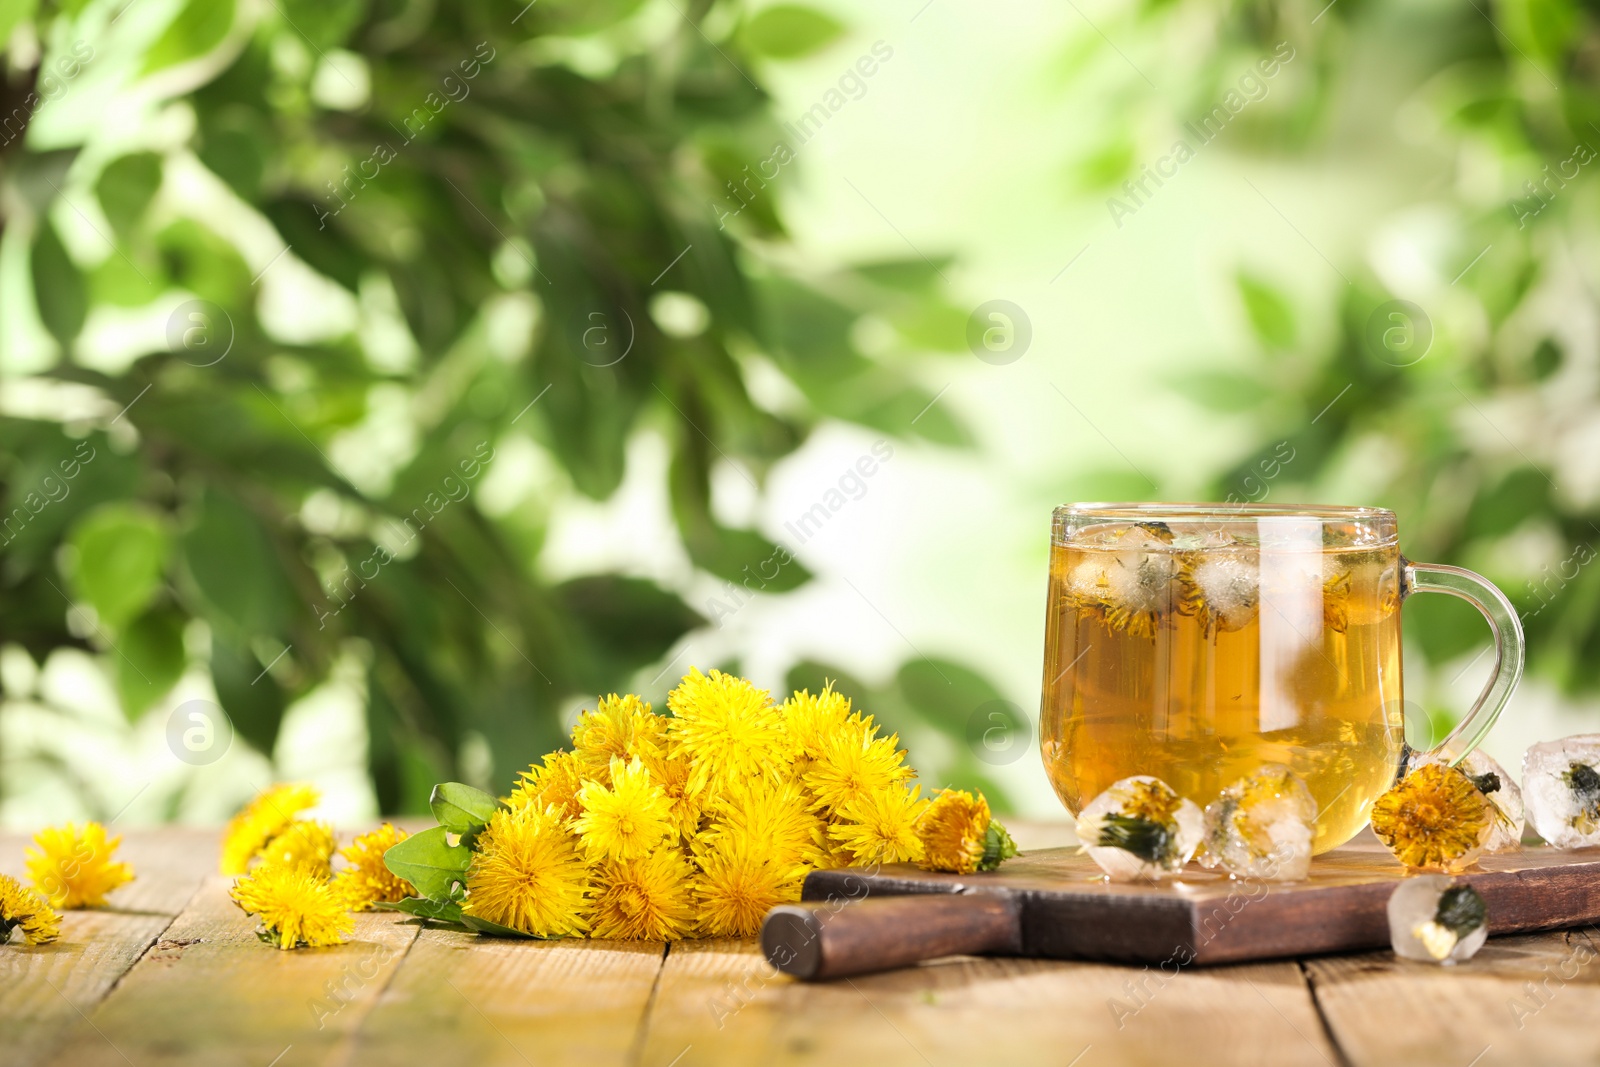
574,757,674,861
1322,570,1353,633
703,777,827,868
914,790,1019,875
588,850,697,941
804,722,912,817
0,873,61,945
1370,763,1495,872
809,825,860,871
331,824,415,911
230,863,353,949
638,744,707,841
573,694,664,775
507,751,587,822
220,784,319,874
693,839,805,938
26,821,135,909
667,667,787,793
831,785,928,866
258,821,336,879
1120,778,1182,825
464,805,590,938
783,685,868,760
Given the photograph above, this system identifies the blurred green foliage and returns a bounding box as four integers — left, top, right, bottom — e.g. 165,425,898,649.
0,0,1002,814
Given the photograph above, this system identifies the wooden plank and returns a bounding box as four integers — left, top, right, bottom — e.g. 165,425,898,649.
0,828,214,1067
635,937,1338,1067
804,835,1600,965
1306,928,1600,1067
39,874,420,1067
344,928,666,1066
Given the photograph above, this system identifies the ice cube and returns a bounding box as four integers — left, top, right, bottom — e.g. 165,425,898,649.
1098,528,1183,637
1387,876,1488,964
1184,551,1260,635
1523,735,1600,848
1411,750,1524,852
1198,764,1317,881
1074,775,1202,882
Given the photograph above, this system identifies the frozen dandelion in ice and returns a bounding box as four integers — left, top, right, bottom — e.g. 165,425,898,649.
1198,764,1317,881
1387,876,1487,964
1369,763,1494,872
1321,570,1354,633
1412,750,1523,853
1522,735,1600,848
1074,775,1201,881
1068,524,1184,638
1182,550,1260,635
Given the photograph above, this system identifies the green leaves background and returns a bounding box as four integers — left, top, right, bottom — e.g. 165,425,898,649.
0,0,1011,819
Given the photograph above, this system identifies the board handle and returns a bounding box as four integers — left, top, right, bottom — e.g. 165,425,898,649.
761,894,1022,981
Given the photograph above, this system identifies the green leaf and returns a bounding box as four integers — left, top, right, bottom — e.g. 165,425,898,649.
698,526,813,593
1236,270,1296,349
375,897,467,926
555,575,705,692
1465,468,1551,539
143,0,235,74
96,154,164,241
1075,138,1135,191
784,659,874,707
429,782,503,836
853,257,955,292
0,0,38,48
31,218,87,350
67,504,170,632
182,489,290,638
895,657,1007,735
1169,370,1274,412
459,914,547,939
382,826,471,902
210,640,285,757
117,607,187,718
740,5,846,59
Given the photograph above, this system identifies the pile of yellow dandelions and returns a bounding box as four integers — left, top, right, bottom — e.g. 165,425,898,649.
221,790,415,950
1,822,137,947
225,668,1016,949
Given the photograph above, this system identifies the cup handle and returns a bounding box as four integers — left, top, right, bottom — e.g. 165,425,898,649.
1401,558,1526,763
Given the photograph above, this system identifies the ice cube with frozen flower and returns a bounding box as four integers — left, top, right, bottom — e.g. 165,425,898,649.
1074,775,1202,882
1523,735,1600,848
1198,764,1317,881
1411,749,1524,853
1387,875,1488,964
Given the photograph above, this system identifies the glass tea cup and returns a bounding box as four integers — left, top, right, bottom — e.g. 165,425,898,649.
1038,503,1524,854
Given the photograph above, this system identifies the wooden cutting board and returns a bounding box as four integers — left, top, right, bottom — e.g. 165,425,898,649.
764,832,1600,978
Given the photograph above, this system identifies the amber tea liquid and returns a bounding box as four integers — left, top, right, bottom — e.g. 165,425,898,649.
1039,520,1405,854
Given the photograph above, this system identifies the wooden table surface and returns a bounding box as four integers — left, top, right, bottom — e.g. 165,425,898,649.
4,825,1598,1067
